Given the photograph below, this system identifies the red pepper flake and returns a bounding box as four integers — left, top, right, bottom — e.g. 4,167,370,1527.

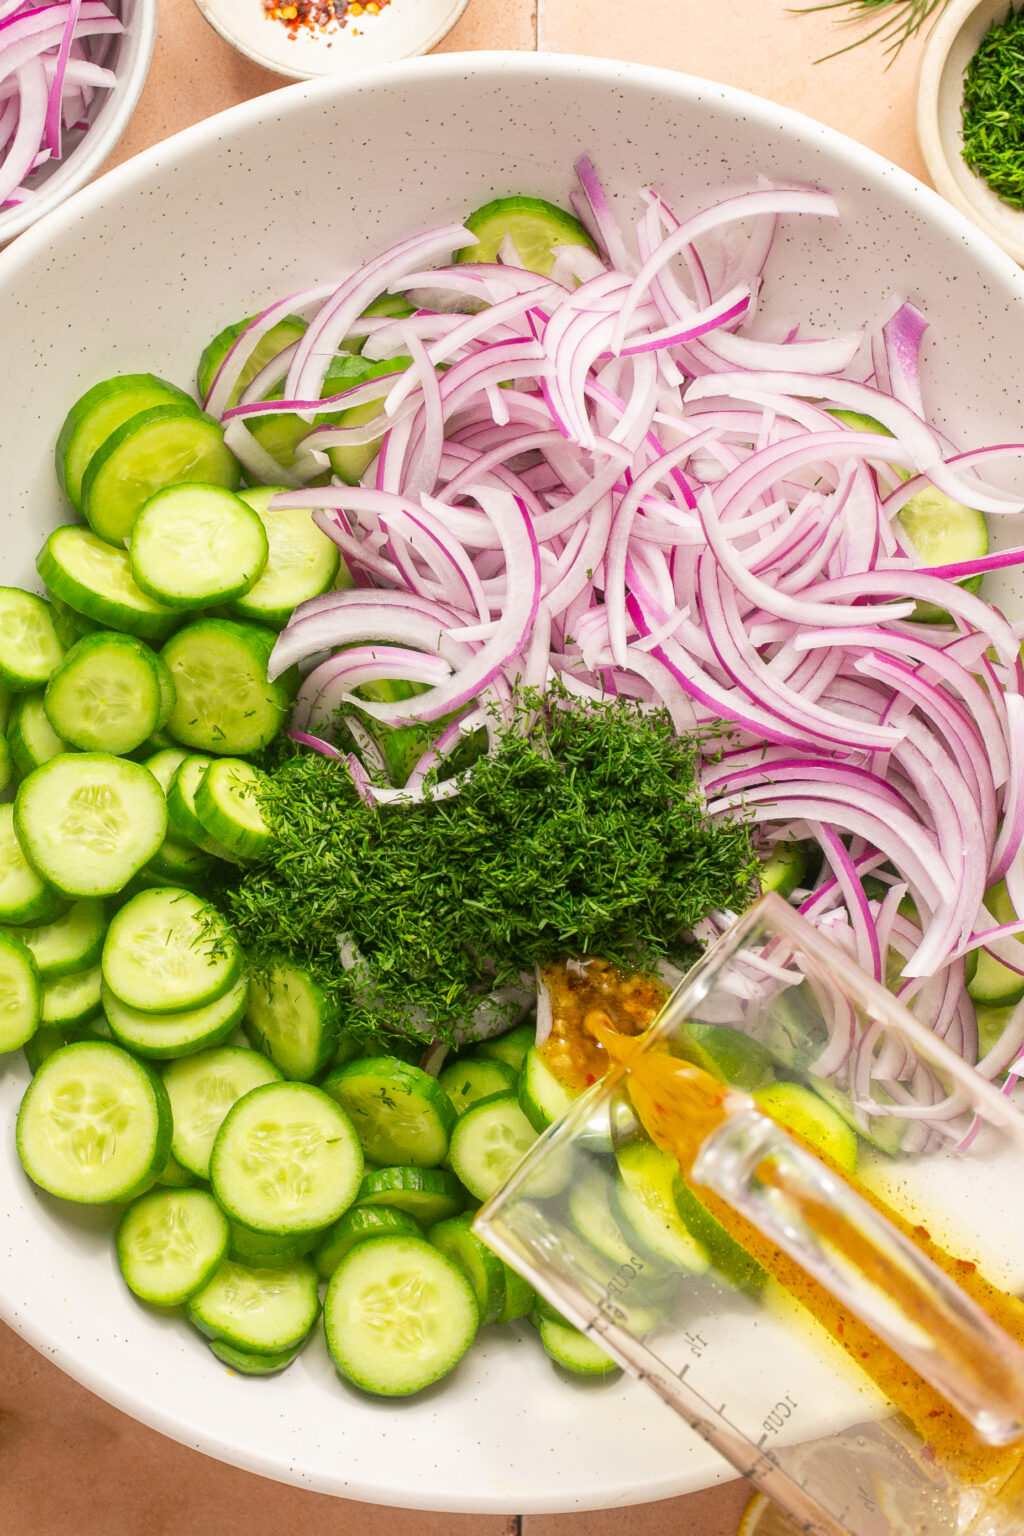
262,0,390,37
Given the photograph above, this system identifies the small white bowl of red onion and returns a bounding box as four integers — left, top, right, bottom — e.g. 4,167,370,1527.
0,0,157,245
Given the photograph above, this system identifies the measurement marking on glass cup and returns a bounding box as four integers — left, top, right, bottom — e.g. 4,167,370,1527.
761,1394,799,1436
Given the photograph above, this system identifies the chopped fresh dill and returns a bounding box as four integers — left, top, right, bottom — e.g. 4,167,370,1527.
224,691,757,1047
961,6,1024,209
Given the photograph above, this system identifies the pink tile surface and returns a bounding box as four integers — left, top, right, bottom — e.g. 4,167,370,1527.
6,4,934,1532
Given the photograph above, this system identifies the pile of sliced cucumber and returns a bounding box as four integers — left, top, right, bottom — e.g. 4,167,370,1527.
0,348,628,1395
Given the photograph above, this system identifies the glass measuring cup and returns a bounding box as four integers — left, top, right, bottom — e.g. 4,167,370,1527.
474,893,1024,1536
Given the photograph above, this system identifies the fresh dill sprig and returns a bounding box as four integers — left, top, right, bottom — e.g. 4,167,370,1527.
793,0,948,63
961,6,1024,210
224,691,758,1047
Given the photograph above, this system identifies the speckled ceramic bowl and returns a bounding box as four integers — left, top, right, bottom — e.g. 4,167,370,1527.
1,51,1024,1514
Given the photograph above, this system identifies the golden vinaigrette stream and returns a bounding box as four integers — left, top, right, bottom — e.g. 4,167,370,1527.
590,1020,1024,1495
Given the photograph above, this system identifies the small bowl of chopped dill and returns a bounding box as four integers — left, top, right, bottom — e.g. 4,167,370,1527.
918,0,1024,263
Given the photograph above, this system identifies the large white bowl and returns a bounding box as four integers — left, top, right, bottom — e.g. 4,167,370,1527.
3,50,1024,1516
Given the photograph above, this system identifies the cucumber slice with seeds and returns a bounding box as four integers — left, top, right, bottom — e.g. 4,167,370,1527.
197,315,308,408
230,488,342,629
16,1039,171,1203
102,887,241,1014
166,754,216,847
613,1141,710,1275
117,1187,229,1306
242,957,338,1081
130,485,269,610
82,405,240,546
37,525,178,642
161,619,292,756
187,1258,321,1355
104,973,249,1060
162,1043,282,1179
56,373,199,511
0,589,64,692
210,1080,364,1236
44,632,161,756
322,1055,456,1167
447,1092,539,1203
0,802,67,924
324,1234,478,1396
0,929,40,1052
14,753,167,898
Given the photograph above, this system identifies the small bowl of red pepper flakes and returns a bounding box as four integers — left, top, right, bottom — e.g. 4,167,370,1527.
192,0,468,80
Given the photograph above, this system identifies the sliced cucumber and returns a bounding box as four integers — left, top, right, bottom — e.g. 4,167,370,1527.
758,842,808,899
314,1204,420,1281
129,837,215,894
130,484,269,610
194,758,273,861
473,1021,534,1073
437,1056,517,1116
457,195,596,275
102,887,241,1015
140,748,189,796
162,1043,282,1179
37,525,178,642
44,631,162,756
210,1081,364,1235
208,1337,306,1375
613,1141,711,1275
0,589,64,692
8,897,105,981
242,956,338,1081
14,753,167,898
7,692,70,778
230,489,342,630
494,1263,535,1324
155,1151,198,1187
0,801,66,924
166,754,216,846
519,1045,579,1132
753,1081,859,1173
41,963,102,1027
56,373,199,511
82,405,240,546
678,1021,776,1093
227,1223,317,1270
968,880,1024,1005
197,314,307,408
428,1211,506,1325
187,1258,321,1355
535,1314,620,1377
0,930,40,1052
324,356,413,485
567,1166,640,1269
447,1092,538,1202
322,1055,456,1167
117,1187,229,1306
355,1164,464,1225
324,1234,478,1396
104,973,248,1060
16,1039,171,1202
161,619,292,756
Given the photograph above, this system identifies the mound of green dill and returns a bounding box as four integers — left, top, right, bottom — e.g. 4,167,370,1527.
961,5,1024,209
226,694,757,1046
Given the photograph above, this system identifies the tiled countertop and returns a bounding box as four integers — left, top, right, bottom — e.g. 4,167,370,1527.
0,4,935,1531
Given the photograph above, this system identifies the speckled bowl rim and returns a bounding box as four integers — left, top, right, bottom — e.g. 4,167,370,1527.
3,50,1024,1512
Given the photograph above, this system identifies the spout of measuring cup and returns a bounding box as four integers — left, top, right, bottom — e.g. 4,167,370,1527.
691,1107,1024,1447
